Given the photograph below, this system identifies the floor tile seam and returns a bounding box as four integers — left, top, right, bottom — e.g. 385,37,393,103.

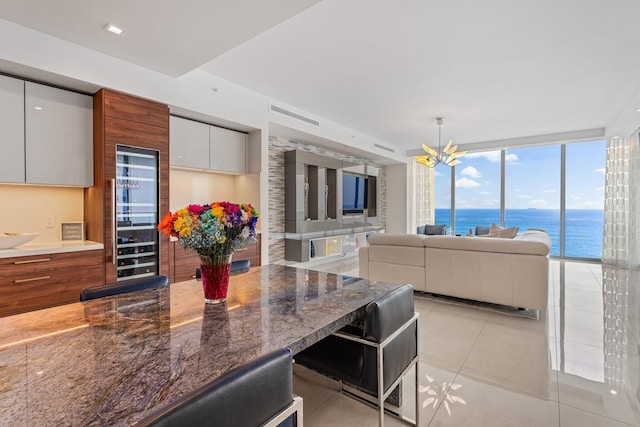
557,400,639,427
555,335,640,357
292,373,340,420
416,313,488,427
455,369,560,403
299,388,340,422
413,296,535,320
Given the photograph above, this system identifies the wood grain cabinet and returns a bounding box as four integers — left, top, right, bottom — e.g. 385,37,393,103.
86,89,170,285
172,235,261,282
0,249,104,317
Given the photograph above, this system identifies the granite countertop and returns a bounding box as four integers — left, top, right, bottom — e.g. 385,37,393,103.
0,264,400,426
0,240,104,258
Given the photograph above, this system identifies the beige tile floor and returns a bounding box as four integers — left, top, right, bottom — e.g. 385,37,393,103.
293,256,640,426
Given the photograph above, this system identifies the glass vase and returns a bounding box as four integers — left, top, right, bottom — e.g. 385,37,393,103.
199,253,232,304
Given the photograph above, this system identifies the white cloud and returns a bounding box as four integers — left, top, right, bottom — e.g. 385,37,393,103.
529,199,547,208
434,170,444,177
542,189,555,193
517,195,532,199
570,195,582,200
478,191,492,195
455,177,481,188
505,153,518,163
595,168,606,174
465,151,518,163
460,166,481,178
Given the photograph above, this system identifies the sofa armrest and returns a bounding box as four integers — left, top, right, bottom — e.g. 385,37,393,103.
359,247,370,279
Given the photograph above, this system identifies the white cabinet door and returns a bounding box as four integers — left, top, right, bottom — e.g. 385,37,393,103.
0,75,25,183
169,116,210,169
209,125,246,173
25,82,93,186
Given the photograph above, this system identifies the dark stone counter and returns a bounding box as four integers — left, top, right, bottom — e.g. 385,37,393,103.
0,264,400,426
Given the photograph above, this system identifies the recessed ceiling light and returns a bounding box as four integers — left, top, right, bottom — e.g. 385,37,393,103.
104,24,124,35
636,108,640,113
34,106,42,110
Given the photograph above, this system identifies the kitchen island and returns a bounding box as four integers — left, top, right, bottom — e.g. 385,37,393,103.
0,264,401,426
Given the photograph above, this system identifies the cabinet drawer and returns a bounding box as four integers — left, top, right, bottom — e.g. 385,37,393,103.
0,265,103,316
0,250,103,280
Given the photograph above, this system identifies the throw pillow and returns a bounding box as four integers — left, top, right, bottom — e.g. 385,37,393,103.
489,223,504,234
424,224,447,235
488,223,519,238
475,226,491,235
497,226,519,238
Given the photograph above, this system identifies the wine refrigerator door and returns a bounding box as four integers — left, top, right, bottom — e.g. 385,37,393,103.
115,145,160,281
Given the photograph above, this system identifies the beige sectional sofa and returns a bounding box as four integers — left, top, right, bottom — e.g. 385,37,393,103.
359,230,551,311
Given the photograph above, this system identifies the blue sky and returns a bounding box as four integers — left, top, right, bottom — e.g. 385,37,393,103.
434,139,606,210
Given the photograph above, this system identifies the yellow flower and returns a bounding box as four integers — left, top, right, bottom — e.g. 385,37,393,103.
211,206,224,221
179,227,191,237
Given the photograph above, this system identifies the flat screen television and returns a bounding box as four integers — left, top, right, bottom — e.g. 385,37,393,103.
342,173,367,214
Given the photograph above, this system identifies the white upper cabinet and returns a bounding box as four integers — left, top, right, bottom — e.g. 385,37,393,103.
169,116,247,174
209,125,246,173
25,82,93,186
170,116,210,169
0,75,25,183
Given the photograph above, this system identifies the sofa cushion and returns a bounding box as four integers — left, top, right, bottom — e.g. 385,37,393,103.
368,233,427,247
423,235,550,256
367,234,427,268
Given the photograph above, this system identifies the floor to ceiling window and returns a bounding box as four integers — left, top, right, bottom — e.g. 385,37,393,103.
453,151,501,235
433,164,453,233
505,145,561,256
431,139,606,259
565,140,606,258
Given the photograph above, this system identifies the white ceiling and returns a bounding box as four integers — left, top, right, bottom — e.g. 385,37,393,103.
2,0,640,155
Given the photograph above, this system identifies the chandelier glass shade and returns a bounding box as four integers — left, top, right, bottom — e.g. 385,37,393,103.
414,118,466,168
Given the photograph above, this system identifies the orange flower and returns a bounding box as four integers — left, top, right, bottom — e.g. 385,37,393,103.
157,211,176,236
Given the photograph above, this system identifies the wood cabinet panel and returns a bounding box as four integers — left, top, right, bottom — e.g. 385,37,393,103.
103,90,169,128
87,89,170,285
172,234,261,282
0,249,104,317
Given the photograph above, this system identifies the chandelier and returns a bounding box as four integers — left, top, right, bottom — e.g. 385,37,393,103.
414,118,466,168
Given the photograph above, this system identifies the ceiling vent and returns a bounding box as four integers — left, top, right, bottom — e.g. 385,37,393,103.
374,143,395,153
270,104,319,126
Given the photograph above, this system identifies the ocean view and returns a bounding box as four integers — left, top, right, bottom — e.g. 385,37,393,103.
434,208,604,259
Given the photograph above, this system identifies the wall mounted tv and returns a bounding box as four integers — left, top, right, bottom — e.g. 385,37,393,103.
342,173,368,215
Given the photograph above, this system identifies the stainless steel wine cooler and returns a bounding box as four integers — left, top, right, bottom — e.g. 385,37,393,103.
114,145,160,281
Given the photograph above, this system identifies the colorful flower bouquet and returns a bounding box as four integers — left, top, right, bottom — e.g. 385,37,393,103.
158,201,258,303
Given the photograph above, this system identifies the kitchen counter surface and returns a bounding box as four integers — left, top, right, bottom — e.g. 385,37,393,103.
0,240,104,258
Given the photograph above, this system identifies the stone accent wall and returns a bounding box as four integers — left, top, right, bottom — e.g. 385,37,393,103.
268,136,387,264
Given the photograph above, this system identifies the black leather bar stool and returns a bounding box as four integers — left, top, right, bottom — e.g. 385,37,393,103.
134,348,303,427
80,275,169,301
295,284,418,427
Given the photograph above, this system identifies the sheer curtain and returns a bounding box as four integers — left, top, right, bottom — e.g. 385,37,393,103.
412,160,434,232
602,132,640,267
